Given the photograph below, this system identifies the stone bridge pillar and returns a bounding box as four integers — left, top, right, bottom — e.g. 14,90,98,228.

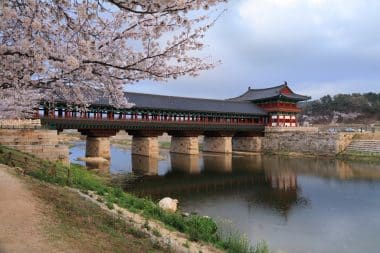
232,132,264,152
203,131,234,153
168,131,201,155
86,137,111,159
129,131,163,158
79,129,118,160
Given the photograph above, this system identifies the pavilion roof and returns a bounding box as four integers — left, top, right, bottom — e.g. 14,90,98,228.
119,92,267,116
228,83,311,102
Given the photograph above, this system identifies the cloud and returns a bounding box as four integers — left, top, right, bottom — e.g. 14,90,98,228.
128,0,380,99
238,0,378,44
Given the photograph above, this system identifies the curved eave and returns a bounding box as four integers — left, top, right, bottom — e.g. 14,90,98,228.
246,94,310,103
281,94,311,102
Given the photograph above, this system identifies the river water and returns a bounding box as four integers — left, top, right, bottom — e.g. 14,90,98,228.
70,142,380,253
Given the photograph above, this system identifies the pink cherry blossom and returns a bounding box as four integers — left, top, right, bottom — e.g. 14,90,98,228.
0,0,226,119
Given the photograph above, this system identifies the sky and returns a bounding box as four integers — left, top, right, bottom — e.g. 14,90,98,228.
127,0,380,100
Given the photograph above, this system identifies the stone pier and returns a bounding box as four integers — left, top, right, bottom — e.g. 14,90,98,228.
86,137,111,160
203,137,232,153
170,137,199,155
80,129,118,160
131,137,159,158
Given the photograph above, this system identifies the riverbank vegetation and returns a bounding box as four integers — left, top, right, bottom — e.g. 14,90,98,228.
301,92,380,124
337,150,380,163
0,145,268,253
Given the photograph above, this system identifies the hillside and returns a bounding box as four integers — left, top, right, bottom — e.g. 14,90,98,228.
300,92,380,124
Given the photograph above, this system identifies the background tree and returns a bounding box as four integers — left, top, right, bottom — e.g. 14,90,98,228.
301,92,380,124
0,0,226,118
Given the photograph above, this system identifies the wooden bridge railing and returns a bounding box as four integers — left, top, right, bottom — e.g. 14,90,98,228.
37,108,267,126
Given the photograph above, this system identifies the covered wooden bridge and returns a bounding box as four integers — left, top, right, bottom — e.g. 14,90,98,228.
39,83,309,159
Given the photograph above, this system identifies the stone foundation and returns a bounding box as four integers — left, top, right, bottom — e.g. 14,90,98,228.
203,137,232,153
0,119,41,128
262,128,354,156
86,137,111,160
170,137,199,155
232,137,262,152
0,129,69,164
132,137,159,158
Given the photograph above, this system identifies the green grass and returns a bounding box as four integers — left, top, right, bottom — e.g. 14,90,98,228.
152,227,162,237
159,141,171,149
337,150,380,162
111,139,132,146
0,145,268,253
30,178,165,252
221,235,268,253
127,227,148,238
217,220,269,253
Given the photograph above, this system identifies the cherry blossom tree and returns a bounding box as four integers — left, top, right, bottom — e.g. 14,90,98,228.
0,0,226,118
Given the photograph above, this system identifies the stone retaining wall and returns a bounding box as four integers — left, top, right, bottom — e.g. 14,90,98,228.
0,119,41,128
261,128,354,156
0,129,69,164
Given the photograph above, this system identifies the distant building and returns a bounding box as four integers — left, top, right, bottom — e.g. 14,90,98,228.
229,82,310,127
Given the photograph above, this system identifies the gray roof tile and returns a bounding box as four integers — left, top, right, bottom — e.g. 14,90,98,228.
124,92,267,115
228,84,310,102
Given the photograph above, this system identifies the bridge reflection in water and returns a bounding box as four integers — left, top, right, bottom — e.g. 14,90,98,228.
69,144,380,253
75,145,380,217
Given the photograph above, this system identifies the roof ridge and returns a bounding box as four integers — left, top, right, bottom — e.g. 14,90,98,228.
248,84,286,91
124,91,255,104
227,84,286,100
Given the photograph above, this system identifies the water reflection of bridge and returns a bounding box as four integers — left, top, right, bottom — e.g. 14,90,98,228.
101,151,380,181
262,156,380,181
97,151,380,215
108,154,301,215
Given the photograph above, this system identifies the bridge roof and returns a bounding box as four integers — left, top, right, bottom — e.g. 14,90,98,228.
228,84,310,102
117,92,267,116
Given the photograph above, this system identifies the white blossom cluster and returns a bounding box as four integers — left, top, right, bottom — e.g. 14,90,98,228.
0,0,226,118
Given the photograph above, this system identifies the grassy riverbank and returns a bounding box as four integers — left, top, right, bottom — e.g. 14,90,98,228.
31,179,166,253
0,145,268,253
337,150,380,163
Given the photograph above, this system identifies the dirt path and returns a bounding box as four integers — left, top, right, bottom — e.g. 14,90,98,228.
0,165,59,253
